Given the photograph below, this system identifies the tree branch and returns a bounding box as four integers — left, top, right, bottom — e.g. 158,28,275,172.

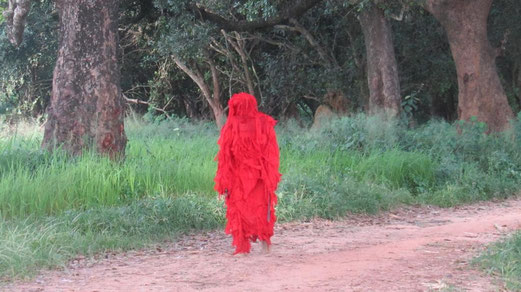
292,18,337,68
123,95,171,118
190,0,324,32
223,31,255,95
172,54,213,103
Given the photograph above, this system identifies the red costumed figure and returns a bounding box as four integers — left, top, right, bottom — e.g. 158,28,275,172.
215,92,281,254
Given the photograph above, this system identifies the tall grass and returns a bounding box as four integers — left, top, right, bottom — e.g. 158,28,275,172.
3,114,520,219
1,113,521,281
0,118,219,218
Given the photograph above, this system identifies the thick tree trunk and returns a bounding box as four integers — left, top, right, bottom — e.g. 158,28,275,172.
42,0,127,158
425,0,514,132
358,4,401,117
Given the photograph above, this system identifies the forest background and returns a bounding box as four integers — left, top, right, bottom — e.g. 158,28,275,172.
1,0,520,128
0,0,521,289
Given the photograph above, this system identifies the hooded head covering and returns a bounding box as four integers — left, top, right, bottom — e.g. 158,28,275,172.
228,92,258,118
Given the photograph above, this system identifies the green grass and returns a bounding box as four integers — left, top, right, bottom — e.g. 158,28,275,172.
355,150,436,193
0,119,219,218
475,231,521,290
0,194,224,281
1,113,521,281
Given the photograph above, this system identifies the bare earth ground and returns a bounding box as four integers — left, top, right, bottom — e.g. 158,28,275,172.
7,197,521,292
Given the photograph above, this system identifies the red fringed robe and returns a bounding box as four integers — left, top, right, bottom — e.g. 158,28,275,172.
215,92,281,254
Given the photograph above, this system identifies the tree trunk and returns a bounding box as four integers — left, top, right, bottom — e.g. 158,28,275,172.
3,0,32,47
207,55,226,128
42,0,127,158
424,0,514,132
358,4,401,117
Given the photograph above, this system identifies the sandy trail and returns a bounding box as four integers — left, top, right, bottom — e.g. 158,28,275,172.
8,197,521,292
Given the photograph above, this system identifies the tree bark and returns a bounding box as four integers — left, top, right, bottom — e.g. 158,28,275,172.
207,54,226,128
42,0,127,158
424,0,514,132
358,4,401,117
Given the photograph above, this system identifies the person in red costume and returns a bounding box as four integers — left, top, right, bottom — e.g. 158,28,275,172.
214,92,281,254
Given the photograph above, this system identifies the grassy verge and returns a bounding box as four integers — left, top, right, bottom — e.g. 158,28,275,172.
0,194,224,281
475,232,521,290
1,113,521,281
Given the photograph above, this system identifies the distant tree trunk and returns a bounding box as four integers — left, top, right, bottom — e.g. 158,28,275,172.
207,55,226,128
3,0,32,47
42,0,127,158
424,0,514,132
358,4,401,117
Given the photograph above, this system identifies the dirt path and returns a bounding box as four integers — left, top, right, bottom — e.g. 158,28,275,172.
8,197,521,292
